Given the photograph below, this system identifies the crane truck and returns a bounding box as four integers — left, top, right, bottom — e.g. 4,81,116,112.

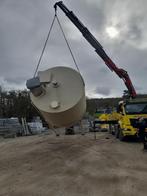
54,1,147,140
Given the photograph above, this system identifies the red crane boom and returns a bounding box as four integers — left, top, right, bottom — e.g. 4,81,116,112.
54,1,137,98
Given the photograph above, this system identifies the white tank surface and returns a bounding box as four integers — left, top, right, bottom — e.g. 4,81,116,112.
27,66,86,127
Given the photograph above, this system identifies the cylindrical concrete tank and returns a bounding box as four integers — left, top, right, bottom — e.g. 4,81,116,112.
27,66,86,128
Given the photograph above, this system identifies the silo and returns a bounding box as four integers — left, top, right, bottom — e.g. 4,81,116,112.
26,66,86,127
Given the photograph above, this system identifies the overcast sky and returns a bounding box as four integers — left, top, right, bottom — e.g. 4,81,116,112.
1,0,147,97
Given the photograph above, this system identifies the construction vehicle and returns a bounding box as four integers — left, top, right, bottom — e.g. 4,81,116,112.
113,98,147,140
94,109,111,131
54,1,147,140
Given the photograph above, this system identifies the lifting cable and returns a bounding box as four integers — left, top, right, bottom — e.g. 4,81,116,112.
56,15,80,73
33,14,56,77
33,12,80,77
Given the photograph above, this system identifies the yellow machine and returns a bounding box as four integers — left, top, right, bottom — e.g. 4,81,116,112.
98,110,111,131
98,114,109,131
111,98,147,140
94,109,111,131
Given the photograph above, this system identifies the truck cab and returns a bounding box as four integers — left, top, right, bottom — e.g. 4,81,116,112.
115,98,147,140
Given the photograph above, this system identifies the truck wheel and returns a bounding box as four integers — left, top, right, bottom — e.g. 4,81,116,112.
119,129,125,141
115,125,120,138
65,127,75,135
108,125,112,134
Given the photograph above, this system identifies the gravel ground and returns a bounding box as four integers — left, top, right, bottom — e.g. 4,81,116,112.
0,132,147,196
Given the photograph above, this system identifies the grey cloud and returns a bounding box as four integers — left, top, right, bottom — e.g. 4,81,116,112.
94,86,111,96
127,18,143,41
0,0,147,97
65,0,106,32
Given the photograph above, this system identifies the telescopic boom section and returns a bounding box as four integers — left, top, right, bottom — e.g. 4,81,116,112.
54,1,137,98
